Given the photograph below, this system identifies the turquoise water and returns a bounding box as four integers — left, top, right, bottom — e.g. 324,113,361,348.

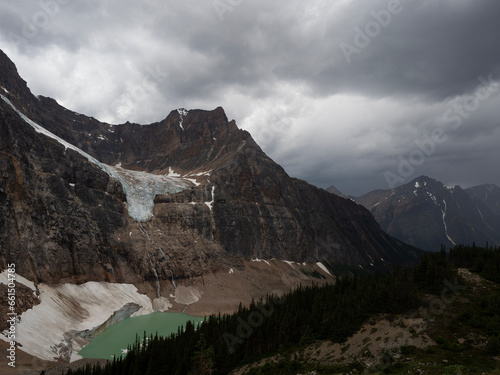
78,312,205,360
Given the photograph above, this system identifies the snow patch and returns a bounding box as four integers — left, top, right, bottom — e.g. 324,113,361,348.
284,261,296,268
205,186,215,211
177,108,188,130
151,297,172,312
0,270,36,291
251,258,271,266
166,167,182,177
427,191,438,205
415,182,420,188
184,178,201,187
229,268,234,274
173,285,201,305
188,170,212,177
0,282,155,362
316,262,332,276
1,86,9,94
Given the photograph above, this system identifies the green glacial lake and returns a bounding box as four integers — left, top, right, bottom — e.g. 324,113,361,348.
78,312,205,360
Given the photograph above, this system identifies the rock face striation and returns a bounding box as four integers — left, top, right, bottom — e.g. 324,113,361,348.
355,176,500,252
0,49,419,288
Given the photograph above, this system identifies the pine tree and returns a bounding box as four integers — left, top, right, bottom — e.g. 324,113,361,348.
190,334,215,375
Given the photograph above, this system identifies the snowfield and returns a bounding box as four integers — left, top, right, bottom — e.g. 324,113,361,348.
0,277,159,362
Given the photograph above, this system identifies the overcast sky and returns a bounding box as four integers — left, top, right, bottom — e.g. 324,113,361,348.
1,0,499,196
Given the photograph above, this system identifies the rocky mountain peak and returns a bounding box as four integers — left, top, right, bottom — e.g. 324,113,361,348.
0,49,421,288
356,175,500,251
0,50,32,101
325,185,350,199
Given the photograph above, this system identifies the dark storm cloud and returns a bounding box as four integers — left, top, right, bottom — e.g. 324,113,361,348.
0,0,499,195
271,1,500,100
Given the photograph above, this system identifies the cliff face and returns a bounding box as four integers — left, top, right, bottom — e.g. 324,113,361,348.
0,49,419,286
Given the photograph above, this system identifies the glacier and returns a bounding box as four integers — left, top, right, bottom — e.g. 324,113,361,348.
0,94,191,222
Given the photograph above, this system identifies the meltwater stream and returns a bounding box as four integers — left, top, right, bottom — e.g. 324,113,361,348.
78,312,205,360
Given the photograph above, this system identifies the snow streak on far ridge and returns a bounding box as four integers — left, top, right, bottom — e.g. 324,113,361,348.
441,200,456,246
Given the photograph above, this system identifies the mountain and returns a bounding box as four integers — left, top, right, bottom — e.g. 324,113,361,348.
355,176,500,251
0,50,420,364
325,185,350,199
0,49,419,281
466,184,500,216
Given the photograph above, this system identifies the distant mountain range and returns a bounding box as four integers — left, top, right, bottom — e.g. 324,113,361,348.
339,176,500,252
